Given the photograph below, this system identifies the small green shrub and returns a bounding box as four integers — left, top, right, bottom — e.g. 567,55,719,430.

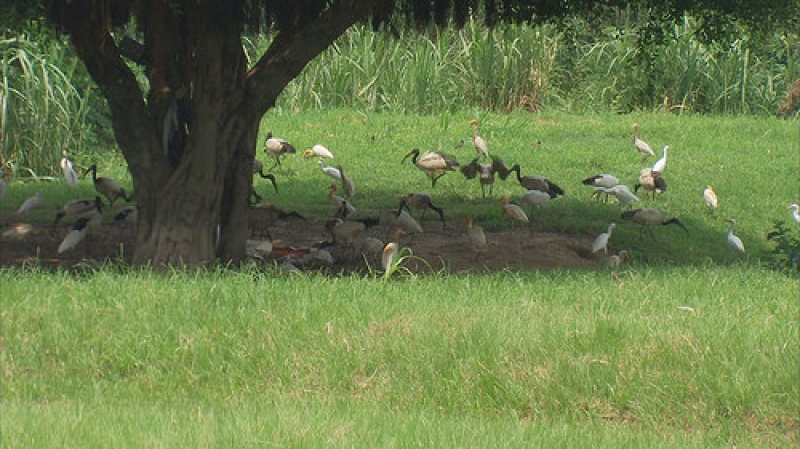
766,221,800,274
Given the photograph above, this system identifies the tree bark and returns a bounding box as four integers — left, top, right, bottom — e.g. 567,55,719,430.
58,0,372,266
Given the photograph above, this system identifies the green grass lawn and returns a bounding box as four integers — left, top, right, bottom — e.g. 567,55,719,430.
2,110,798,447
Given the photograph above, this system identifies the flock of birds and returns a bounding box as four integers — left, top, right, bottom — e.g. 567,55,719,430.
1,119,798,272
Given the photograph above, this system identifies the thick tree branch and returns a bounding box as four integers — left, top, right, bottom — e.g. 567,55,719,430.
242,0,372,119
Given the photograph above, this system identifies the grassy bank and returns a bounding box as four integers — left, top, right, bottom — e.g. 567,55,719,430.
2,265,796,447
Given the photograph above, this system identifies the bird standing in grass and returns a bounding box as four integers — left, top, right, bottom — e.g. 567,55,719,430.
632,123,655,159
469,119,489,159
264,132,296,169
505,164,564,197
652,145,670,174
84,164,130,206
788,204,800,226
592,222,615,254
703,186,718,211
726,218,745,254
253,159,279,193
500,197,529,229
460,156,505,197
318,159,341,181
60,150,79,188
54,196,104,224
16,191,43,217
303,144,334,160
402,148,459,187
621,208,689,238
635,168,667,200
465,216,487,259
583,173,619,188
519,189,555,217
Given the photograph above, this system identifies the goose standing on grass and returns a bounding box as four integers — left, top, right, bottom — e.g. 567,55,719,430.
264,132,296,169
469,119,489,159
591,222,616,254
726,218,745,254
703,186,718,211
84,163,131,206
632,123,655,159
652,145,670,174
402,148,459,188
621,208,689,238
16,191,43,217
788,204,800,226
634,168,667,200
303,144,334,160
499,197,529,229
60,150,79,188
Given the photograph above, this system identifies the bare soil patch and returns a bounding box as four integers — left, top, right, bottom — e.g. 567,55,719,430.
0,218,605,274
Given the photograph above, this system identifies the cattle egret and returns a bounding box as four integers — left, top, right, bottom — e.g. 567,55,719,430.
703,186,718,210
788,204,800,226
303,144,334,159
726,218,745,254
469,119,489,159
499,197,529,229
632,123,655,159
592,222,615,254
652,145,669,174
60,150,79,188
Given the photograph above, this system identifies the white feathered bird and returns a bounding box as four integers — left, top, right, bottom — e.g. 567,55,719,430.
592,222,615,254
60,150,79,188
726,218,745,254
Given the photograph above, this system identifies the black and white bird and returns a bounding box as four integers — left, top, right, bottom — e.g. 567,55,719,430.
402,148,459,187
57,210,102,254
505,164,564,197
84,164,131,206
264,132,296,169
54,196,104,224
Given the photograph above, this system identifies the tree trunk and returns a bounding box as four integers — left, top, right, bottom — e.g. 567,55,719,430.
55,0,371,267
